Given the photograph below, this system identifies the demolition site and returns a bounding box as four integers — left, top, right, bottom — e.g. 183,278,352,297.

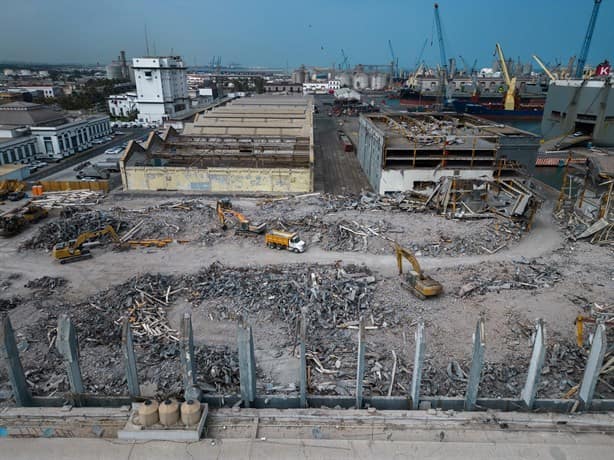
0,95,613,448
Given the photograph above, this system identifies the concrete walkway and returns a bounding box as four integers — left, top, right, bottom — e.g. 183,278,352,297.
1,437,613,460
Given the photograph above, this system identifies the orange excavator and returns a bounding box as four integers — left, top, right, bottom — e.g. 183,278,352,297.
395,243,443,300
52,225,120,264
216,198,266,234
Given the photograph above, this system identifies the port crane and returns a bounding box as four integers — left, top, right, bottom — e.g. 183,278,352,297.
433,2,451,103
495,43,517,111
340,49,350,71
532,55,556,82
388,40,399,79
575,0,603,78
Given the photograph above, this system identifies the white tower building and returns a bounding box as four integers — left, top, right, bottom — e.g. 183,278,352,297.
132,56,189,124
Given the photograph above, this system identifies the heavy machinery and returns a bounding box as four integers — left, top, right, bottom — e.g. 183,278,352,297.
0,180,25,201
265,230,306,253
216,198,266,234
495,43,517,111
52,225,119,264
394,243,443,299
575,0,603,79
0,202,48,237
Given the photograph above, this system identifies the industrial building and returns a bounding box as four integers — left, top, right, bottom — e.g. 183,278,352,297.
106,50,134,82
0,101,111,163
132,56,190,125
120,95,314,193
356,112,539,194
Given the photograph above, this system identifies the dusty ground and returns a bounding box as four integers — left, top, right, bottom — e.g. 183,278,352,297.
0,192,612,403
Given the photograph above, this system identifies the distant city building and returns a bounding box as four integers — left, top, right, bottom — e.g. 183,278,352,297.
0,102,110,162
106,50,134,82
107,92,138,117
264,82,303,93
132,56,190,124
302,80,340,94
15,85,63,99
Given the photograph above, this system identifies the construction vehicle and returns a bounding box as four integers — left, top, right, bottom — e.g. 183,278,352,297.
394,243,442,299
0,202,48,237
0,180,25,201
52,225,119,264
216,198,266,234
265,230,306,253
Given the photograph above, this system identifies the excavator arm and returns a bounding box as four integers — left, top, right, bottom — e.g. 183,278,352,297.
72,225,119,250
395,243,423,277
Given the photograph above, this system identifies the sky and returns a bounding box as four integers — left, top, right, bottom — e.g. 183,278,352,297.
0,0,612,70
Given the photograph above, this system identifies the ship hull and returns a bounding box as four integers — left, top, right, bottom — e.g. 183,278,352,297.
451,101,543,120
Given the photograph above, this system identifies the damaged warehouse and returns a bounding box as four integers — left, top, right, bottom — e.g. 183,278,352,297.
120,96,315,193
356,112,540,194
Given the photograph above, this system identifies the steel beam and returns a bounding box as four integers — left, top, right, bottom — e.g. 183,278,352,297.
410,322,426,410
121,319,140,398
299,311,307,408
465,318,485,411
521,319,546,409
579,323,607,409
237,319,257,407
0,317,32,406
180,312,197,389
355,317,366,409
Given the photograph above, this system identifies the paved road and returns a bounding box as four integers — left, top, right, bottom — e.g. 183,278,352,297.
313,112,372,194
2,437,612,460
30,128,150,182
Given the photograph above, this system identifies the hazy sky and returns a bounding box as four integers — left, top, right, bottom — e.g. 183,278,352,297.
1,0,612,69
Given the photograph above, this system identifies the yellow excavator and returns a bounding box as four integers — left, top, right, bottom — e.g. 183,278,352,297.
395,243,443,299
216,198,266,234
52,225,120,264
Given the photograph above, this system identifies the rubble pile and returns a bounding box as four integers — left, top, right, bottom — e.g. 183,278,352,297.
195,345,240,394
25,276,67,292
0,273,20,291
20,209,125,250
0,296,21,312
457,259,562,297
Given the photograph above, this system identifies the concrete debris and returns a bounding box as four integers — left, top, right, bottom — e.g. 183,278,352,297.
24,276,67,292
20,209,124,250
0,296,21,312
457,259,562,297
0,273,21,291
31,190,105,209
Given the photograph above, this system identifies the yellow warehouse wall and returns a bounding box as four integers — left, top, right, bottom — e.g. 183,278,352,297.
124,167,312,193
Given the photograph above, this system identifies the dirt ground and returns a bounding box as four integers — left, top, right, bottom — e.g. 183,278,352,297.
0,191,612,402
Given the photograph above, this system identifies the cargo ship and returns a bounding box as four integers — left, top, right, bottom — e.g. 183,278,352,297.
450,100,543,120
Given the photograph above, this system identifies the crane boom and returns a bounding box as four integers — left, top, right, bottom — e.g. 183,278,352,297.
532,55,556,81
575,0,603,79
388,39,397,78
495,43,517,111
433,3,447,72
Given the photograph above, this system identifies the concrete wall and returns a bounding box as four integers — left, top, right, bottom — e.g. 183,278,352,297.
123,166,311,193
357,115,384,192
497,135,540,175
542,81,614,146
378,169,495,194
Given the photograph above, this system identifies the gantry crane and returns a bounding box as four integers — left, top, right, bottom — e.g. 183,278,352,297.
340,49,350,71
495,43,517,111
575,0,603,79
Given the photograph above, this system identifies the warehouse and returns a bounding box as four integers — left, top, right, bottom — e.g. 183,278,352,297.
120,95,314,193
356,112,539,194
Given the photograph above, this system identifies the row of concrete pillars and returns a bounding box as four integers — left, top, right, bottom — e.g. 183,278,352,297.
0,313,609,411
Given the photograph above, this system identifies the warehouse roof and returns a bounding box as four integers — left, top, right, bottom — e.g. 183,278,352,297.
0,101,68,127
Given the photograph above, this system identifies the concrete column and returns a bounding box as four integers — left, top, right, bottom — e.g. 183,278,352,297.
299,311,307,408
410,322,425,410
237,318,257,407
521,319,546,409
465,318,485,411
579,323,607,409
355,317,366,409
121,319,140,397
0,317,32,406
56,314,84,394
180,312,197,390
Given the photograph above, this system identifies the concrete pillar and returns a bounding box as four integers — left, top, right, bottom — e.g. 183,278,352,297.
237,318,257,407
121,319,140,397
465,318,485,411
521,319,546,409
56,314,84,394
180,312,197,390
410,322,425,410
0,317,32,406
355,317,366,409
579,323,607,409
299,311,307,408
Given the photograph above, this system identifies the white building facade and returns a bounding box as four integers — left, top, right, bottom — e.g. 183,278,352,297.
302,80,341,94
31,116,111,159
132,56,190,124
107,92,138,118
17,86,64,99
0,127,39,166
